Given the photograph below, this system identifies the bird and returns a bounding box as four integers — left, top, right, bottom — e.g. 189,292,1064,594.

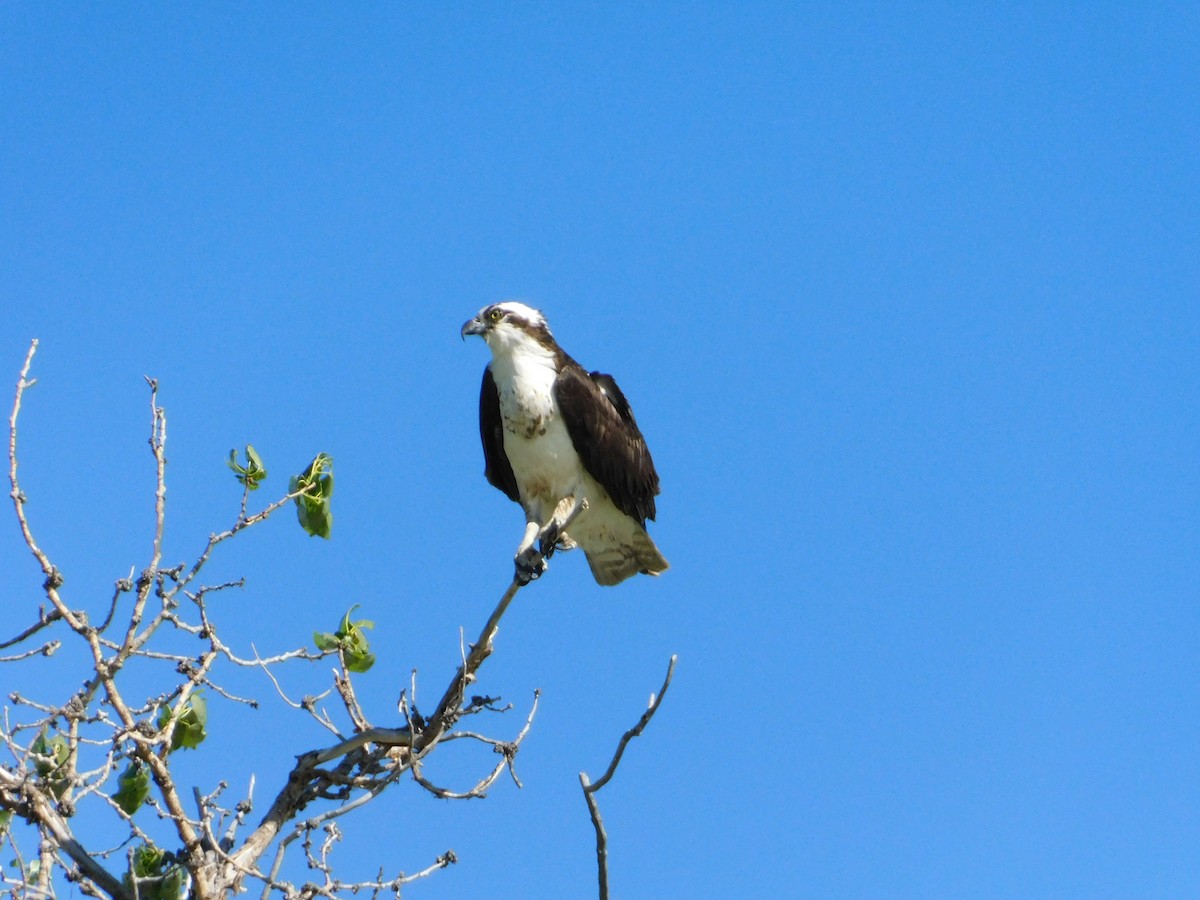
461,302,668,586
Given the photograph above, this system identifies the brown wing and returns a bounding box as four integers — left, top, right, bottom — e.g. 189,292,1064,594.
554,363,660,526
480,366,519,502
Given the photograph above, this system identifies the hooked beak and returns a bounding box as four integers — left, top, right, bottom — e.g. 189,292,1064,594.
460,316,486,341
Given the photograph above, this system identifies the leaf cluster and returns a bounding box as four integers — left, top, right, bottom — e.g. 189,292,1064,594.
114,762,150,816
313,605,376,673
156,693,207,752
31,733,70,798
123,845,189,900
226,445,267,490
291,453,335,539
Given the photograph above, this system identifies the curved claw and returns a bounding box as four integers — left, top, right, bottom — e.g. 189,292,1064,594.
538,522,561,560
515,546,548,585
538,523,578,560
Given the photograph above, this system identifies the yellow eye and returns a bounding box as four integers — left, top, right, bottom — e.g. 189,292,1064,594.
488,308,503,322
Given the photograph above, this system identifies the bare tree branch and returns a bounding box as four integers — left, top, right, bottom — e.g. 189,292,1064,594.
0,607,63,651
226,562,545,879
0,640,60,663
579,654,678,900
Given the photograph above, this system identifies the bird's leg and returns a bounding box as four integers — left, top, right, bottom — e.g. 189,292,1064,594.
514,520,547,584
539,495,588,559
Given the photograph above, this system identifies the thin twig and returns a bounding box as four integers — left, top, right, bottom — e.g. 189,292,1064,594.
0,640,60,663
9,340,83,631
420,576,524,746
0,607,63,651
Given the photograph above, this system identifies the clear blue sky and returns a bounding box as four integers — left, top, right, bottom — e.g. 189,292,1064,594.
2,4,1197,897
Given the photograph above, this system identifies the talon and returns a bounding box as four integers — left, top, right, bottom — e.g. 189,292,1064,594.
515,546,548,584
538,522,561,559
515,560,546,584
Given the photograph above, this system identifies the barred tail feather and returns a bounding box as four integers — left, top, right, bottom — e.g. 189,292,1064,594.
583,526,669,586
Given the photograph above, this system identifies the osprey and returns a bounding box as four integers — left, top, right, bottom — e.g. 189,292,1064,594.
461,302,668,586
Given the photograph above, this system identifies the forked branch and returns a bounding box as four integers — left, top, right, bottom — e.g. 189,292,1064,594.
579,654,677,900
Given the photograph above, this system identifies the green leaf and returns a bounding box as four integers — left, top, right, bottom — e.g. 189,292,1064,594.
124,844,190,900
157,693,207,752
290,453,334,538
31,733,69,777
313,604,376,673
339,605,375,634
131,845,165,879
31,733,70,797
344,647,376,674
227,444,267,490
245,444,264,471
160,865,188,900
115,761,151,815
313,631,339,651
0,810,12,837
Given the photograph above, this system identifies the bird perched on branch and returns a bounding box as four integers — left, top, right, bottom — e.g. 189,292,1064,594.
461,302,668,586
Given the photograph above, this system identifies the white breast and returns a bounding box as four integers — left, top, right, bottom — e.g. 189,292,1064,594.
490,350,583,520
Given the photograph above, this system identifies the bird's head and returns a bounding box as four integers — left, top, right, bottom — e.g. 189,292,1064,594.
461,302,555,355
